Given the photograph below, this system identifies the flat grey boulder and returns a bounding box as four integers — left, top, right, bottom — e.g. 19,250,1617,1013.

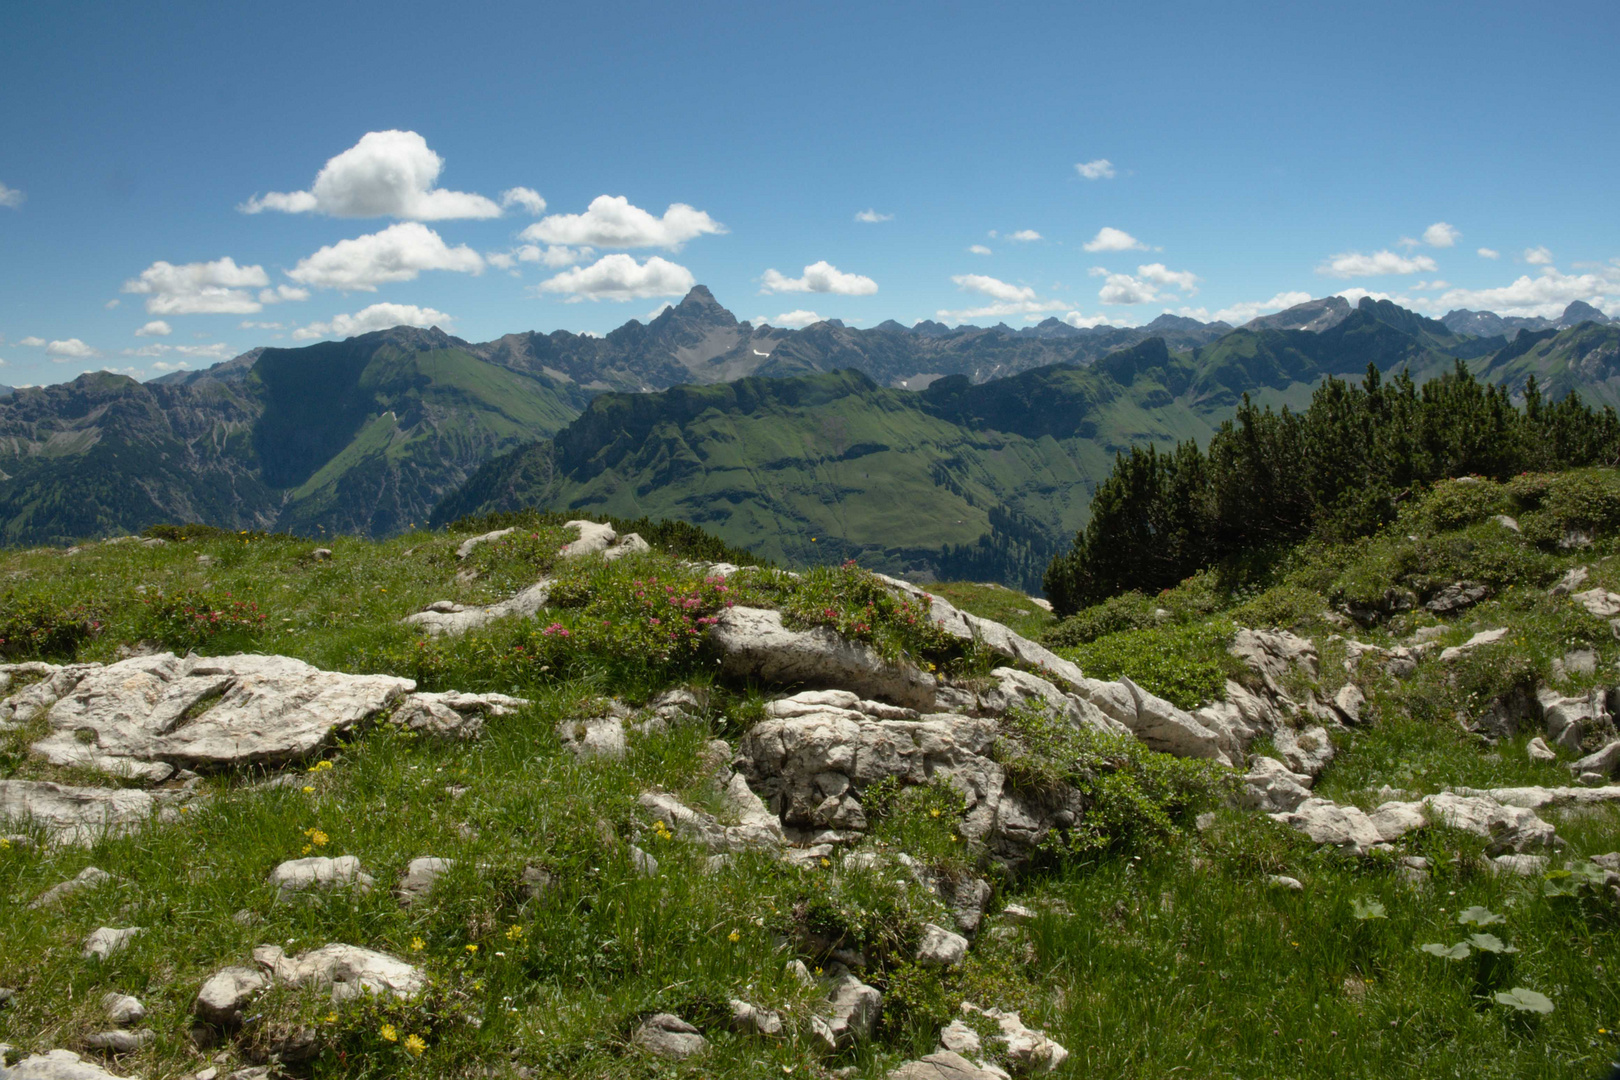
402,579,553,637
637,777,785,854
1239,756,1313,813
100,993,146,1026
193,965,268,1026
916,923,969,967
1269,798,1385,854
2,781,170,847
82,1030,153,1053
1571,587,1620,617
268,855,375,900
556,704,628,759
1527,736,1557,762
1571,739,1620,778
631,1013,707,1059
728,998,784,1036
1273,724,1335,778
1230,629,1318,693
30,866,112,908
253,943,424,1001
821,971,882,1046
1537,687,1607,753
393,691,529,740
1275,791,1560,855
82,927,141,961
2,653,412,778
976,667,1130,738
455,527,515,559
964,1003,1070,1074
1440,628,1509,662
711,606,937,709
395,857,454,907
3,1049,129,1079
888,1051,1006,1080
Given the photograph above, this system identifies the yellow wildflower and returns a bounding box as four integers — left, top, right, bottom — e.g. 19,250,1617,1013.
465,944,478,954
505,925,525,942
403,1034,426,1057
0,838,9,850
302,785,315,794
308,760,334,773
379,1023,398,1043
929,808,940,818
728,930,740,943
304,827,329,846
324,1013,338,1024
410,936,425,951
301,844,312,855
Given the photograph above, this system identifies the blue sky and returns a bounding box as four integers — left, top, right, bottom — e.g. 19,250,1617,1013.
2,0,1618,385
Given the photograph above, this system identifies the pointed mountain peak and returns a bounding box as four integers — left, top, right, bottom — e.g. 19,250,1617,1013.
675,284,733,319
1560,300,1609,326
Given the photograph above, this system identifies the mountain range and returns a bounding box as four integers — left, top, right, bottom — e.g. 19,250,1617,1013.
0,288,1615,586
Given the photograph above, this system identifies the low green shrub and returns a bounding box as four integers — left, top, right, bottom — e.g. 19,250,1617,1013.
1416,478,1508,532
0,594,102,659
1056,619,1240,709
137,587,268,650
1043,591,1157,648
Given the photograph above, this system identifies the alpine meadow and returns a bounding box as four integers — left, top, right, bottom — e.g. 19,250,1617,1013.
2,5,1620,1080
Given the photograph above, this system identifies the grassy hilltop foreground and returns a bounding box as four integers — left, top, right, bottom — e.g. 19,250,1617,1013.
0,481,1616,1079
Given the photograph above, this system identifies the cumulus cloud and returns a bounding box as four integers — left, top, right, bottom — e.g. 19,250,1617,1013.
1434,266,1619,319
969,245,992,256
0,182,23,208
240,321,284,330
1074,159,1115,180
1477,247,1500,259
854,209,893,223
936,274,1066,322
47,338,98,360
518,244,591,268
521,195,725,250
1524,246,1554,265
1061,311,1117,328
1007,229,1042,242
122,257,273,315
1135,263,1201,296
1172,291,1314,325
1095,272,1160,305
1315,250,1438,278
286,222,484,291
500,187,546,215
760,261,878,296
19,336,46,347
104,299,120,310
125,342,235,360
1423,222,1460,247
292,302,452,341
537,253,696,302
134,320,172,337
1083,227,1148,253
239,130,501,220
260,285,309,304
754,310,823,328
1333,287,1431,311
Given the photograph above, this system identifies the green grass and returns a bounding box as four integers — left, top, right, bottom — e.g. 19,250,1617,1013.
0,498,1618,1078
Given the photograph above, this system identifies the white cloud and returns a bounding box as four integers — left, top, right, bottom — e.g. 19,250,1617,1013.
122,257,271,314
761,261,878,296
1423,222,1460,247
969,244,992,256
1135,263,1201,296
47,338,98,360
292,302,452,341
239,130,501,220
240,321,284,330
517,244,592,268
647,302,674,320
1173,291,1313,325
1083,227,1148,253
19,336,46,347
0,182,23,208
1478,247,1500,259
1315,250,1438,278
521,195,725,250
1061,311,1116,328
1434,266,1620,319
936,274,1066,322
854,209,893,223
150,360,191,372
1007,229,1042,242
1074,159,1115,180
755,309,823,328
127,342,236,360
135,320,172,337
1524,246,1554,265
104,299,120,310
500,187,546,215
1334,287,1432,311
1095,272,1160,305
486,251,516,271
259,285,309,304
537,253,696,302
286,222,484,291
